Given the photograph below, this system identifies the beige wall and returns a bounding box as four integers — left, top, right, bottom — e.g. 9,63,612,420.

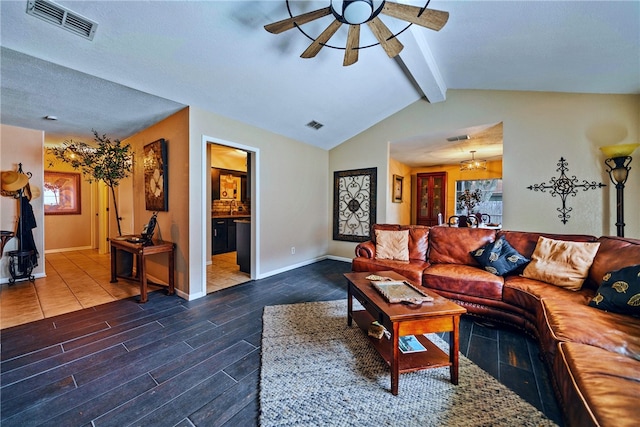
188,105,329,298
0,124,45,282
43,151,93,251
122,107,190,295
329,89,640,259
329,126,389,260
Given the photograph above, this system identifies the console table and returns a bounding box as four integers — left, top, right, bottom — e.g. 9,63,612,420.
110,237,175,303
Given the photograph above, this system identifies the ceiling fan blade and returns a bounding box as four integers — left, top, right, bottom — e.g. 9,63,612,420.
264,7,332,34
382,2,449,31
366,17,404,58
343,25,360,66
301,19,343,59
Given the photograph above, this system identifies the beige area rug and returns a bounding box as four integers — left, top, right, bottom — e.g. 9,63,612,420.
260,300,558,427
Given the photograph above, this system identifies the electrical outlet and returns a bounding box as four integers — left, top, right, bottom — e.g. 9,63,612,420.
291,246,295,255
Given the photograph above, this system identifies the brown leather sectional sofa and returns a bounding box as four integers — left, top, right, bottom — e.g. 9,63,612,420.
352,224,640,427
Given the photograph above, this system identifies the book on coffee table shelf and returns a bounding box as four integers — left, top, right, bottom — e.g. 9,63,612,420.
370,280,434,305
368,325,428,353
399,335,427,353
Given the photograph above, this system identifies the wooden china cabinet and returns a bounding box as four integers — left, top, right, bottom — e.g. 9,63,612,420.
416,172,446,226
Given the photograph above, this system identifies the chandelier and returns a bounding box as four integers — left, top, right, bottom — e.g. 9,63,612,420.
460,151,487,171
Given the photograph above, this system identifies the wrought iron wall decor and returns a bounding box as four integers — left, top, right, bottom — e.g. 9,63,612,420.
333,167,377,242
527,157,605,224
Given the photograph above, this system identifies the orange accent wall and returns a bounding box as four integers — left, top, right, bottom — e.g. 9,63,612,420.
44,152,93,251
411,159,502,224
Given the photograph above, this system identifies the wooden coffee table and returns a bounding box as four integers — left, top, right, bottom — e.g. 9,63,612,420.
345,271,467,395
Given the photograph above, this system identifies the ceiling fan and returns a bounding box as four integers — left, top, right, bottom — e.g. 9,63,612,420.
264,0,449,66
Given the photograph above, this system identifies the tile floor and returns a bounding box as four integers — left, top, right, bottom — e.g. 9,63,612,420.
0,249,249,329
206,251,251,293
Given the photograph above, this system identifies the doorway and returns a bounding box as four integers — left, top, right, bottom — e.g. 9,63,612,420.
207,143,254,293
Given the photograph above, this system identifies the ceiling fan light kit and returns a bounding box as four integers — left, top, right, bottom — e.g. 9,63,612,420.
264,0,449,66
332,0,384,25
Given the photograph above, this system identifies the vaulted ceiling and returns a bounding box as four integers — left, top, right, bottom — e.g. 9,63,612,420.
1,1,638,167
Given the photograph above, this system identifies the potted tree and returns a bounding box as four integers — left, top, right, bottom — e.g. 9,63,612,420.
47,131,134,273
47,130,133,236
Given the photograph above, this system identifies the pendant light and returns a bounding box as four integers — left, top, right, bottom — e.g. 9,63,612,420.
460,150,487,171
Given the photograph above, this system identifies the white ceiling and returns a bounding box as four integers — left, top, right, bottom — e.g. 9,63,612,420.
1,1,638,167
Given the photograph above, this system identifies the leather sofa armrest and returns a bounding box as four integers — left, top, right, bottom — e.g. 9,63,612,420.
355,241,375,258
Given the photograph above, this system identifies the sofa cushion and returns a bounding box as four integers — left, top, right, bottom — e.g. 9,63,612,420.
588,236,640,291
522,236,600,291
497,231,598,260
589,264,640,316
428,226,497,265
471,236,530,276
554,342,640,427
375,229,409,261
422,264,504,301
503,275,594,312
402,225,430,261
539,297,640,360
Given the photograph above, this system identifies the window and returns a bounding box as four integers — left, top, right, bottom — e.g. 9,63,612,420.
455,179,502,224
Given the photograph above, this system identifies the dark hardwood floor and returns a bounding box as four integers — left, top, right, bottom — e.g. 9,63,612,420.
0,260,563,426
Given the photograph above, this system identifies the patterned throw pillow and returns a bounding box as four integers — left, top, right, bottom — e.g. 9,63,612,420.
589,264,640,316
375,229,409,261
470,236,530,276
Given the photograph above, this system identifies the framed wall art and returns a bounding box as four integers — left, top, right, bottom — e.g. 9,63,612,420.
392,174,403,203
44,171,81,215
143,138,168,211
220,174,241,200
333,167,377,242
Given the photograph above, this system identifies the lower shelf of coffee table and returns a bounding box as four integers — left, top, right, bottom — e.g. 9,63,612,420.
351,310,451,373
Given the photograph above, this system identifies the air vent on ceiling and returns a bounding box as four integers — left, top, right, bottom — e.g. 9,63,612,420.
26,0,98,40
446,134,470,142
306,120,324,130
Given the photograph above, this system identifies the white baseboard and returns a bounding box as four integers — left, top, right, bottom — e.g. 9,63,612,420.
326,255,352,263
181,289,203,300
44,246,93,254
0,272,46,285
255,256,351,280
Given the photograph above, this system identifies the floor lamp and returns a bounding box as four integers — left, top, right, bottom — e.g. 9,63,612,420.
600,143,640,237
